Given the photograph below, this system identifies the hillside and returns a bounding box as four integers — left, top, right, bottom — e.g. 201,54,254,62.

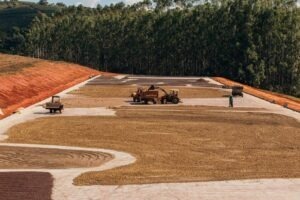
0,1,60,31
0,53,99,118
0,1,61,53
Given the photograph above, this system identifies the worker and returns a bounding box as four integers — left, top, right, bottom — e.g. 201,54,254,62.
229,95,233,107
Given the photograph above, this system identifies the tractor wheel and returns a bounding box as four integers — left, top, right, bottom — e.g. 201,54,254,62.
172,98,179,104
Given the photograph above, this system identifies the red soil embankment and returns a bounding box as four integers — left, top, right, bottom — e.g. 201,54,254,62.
213,77,300,112
0,55,100,119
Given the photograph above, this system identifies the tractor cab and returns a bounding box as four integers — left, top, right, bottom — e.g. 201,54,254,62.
169,89,179,96
52,96,61,103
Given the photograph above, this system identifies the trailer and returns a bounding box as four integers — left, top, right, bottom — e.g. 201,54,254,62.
131,88,159,104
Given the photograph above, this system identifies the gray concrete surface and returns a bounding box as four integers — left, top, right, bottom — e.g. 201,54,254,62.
182,93,300,121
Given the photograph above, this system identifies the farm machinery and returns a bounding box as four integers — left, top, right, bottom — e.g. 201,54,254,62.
43,96,64,113
131,85,180,104
231,85,244,97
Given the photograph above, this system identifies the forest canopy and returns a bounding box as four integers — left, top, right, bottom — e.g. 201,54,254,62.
3,0,300,96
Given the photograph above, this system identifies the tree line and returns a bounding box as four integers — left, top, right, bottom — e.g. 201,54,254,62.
10,0,300,96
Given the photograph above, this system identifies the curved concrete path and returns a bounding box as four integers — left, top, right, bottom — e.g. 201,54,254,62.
0,143,136,200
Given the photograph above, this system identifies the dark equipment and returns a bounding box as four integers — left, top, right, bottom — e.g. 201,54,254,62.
231,85,244,97
44,96,64,113
159,89,180,104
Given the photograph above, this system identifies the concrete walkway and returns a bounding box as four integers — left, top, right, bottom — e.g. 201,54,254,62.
64,178,300,200
182,93,300,121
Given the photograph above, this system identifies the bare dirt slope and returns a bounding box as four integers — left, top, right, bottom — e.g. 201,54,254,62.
0,53,100,119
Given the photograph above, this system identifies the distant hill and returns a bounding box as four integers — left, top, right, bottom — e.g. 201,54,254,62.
0,1,62,53
0,1,61,32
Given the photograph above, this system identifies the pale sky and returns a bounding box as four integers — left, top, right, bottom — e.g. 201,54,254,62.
23,0,300,8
